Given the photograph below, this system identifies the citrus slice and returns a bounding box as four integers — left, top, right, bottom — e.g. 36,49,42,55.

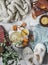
41,17,48,25
21,29,29,37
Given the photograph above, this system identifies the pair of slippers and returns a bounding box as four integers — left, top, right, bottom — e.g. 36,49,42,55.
23,43,46,65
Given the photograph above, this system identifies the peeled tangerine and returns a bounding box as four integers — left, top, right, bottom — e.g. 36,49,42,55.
21,29,29,37
22,38,29,47
40,5,46,9
12,25,17,31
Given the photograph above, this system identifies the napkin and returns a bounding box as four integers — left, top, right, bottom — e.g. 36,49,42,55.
30,25,48,53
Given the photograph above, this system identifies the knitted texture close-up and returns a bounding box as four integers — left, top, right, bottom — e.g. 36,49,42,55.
0,0,31,22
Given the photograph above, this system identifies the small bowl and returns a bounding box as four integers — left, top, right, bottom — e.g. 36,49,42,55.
40,15,48,27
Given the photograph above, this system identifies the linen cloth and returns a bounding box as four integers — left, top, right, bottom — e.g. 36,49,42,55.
30,25,48,52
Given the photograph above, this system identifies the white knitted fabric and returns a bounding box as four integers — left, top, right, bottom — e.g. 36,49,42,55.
0,0,31,22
